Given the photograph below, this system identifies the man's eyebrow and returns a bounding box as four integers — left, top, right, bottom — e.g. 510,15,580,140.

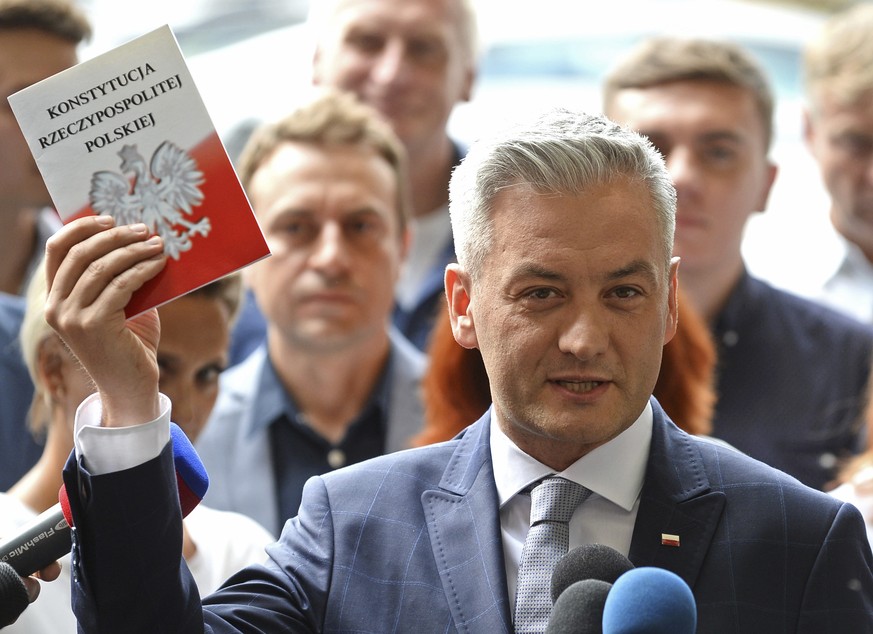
506,260,660,284
698,130,745,145
508,263,567,282
604,260,659,283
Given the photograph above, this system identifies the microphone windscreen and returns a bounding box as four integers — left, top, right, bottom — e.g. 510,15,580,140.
602,567,696,634
545,579,612,634
58,484,72,527
0,561,29,628
170,422,208,517
551,544,634,603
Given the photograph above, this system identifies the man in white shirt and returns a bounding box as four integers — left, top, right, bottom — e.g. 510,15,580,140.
34,108,873,632
765,4,873,323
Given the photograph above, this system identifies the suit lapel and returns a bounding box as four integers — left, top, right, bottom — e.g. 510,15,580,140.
422,412,513,633
628,399,726,588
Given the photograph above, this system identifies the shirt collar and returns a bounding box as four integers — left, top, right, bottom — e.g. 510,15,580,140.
490,402,653,513
252,345,395,436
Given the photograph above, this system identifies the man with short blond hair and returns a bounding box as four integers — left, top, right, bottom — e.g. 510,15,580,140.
194,89,426,536
604,36,873,491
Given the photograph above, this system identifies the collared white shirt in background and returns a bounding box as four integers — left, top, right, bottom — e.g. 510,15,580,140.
394,204,452,311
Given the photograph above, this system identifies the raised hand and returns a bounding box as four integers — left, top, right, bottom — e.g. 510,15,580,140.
44,215,167,427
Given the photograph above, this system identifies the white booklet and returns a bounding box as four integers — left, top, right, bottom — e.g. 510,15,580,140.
9,25,270,316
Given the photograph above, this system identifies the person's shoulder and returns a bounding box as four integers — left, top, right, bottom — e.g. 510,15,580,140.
748,274,873,340
389,326,428,375
690,431,841,507
321,423,479,493
0,292,25,343
212,345,269,411
221,344,268,384
187,504,275,542
333,437,461,477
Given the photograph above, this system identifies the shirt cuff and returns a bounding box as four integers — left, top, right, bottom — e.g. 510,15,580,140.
73,392,171,475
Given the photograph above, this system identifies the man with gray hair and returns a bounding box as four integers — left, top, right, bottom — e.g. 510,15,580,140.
230,0,478,358
37,108,873,631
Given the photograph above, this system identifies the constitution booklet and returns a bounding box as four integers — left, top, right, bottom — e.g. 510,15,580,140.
8,25,270,317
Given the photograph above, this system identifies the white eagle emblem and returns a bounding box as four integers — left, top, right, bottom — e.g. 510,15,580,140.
89,142,209,260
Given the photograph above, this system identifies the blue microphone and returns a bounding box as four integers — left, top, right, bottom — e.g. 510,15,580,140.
601,567,696,633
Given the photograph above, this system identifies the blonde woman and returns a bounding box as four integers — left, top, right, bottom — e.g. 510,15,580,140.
1,265,273,631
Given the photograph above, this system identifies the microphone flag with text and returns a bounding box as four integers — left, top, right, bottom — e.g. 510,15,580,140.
0,422,207,578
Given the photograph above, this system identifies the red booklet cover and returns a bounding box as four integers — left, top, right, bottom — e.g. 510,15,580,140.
8,25,270,317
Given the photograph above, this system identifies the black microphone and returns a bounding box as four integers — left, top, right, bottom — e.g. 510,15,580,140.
545,544,636,634
550,544,635,603
0,422,208,577
601,567,696,633
0,561,29,628
0,495,72,578
546,579,612,634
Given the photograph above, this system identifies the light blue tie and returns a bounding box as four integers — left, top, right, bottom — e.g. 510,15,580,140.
514,476,591,633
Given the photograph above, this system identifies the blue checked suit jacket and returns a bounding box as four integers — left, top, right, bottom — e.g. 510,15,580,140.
64,398,873,633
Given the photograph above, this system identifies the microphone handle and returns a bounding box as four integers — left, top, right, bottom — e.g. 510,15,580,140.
0,505,70,577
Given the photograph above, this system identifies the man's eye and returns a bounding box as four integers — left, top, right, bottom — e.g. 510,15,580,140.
704,145,738,165
348,220,375,234
836,135,873,157
612,287,640,299
277,220,315,238
196,365,224,386
407,38,443,62
348,32,384,54
527,288,556,300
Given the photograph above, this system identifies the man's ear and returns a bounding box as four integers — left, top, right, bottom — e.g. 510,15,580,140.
37,336,67,402
311,47,324,86
663,257,680,346
445,264,478,349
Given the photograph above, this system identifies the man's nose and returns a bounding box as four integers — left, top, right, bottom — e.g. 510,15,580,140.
558,308,609,361
370,39,410,86
309,222,350,273
664,147,698,191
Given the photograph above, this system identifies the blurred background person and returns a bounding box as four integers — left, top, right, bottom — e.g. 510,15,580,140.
230,0,478,361
413,287,716,446
0,293,36,491
151,275,275,591
0,0,91,493
768,4,873,325
195,89,425,537
0,0,89,296
830,364,873,546
603,36,873,491
0,267,273,633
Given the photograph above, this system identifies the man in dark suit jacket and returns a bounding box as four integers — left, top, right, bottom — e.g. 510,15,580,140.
42,108,873,632
603,36,873,491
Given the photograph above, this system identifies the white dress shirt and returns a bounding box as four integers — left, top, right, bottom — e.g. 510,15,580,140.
490,403,652,611
394,204,452,311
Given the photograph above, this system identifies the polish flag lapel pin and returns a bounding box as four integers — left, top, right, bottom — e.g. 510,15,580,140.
661,533,681,547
